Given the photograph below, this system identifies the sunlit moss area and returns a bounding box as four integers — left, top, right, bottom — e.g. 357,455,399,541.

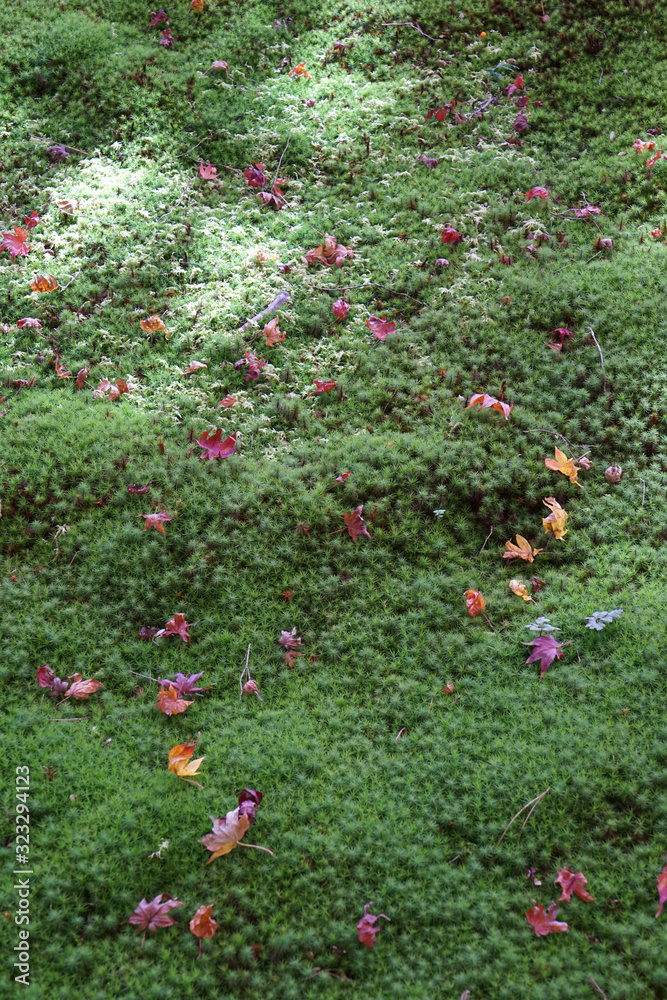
2,2,667,998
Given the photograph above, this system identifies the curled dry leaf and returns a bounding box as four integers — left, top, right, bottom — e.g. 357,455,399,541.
263,316,286,346
464,589,486,617
441,225,463,244
544,447,582,487
140,315,169,339
542,497,568,540
17,317,42,328
127,483,151,494
526,186,549,200
464,393,513,420
367,314,397,340
96,377,129,401
182,360,207,375
357,902,390,948
332,299,350,320
142,510,172,535
211,60,228,72
126,893,183,948
156,684,193,716
554,867,595,903
503,535,543,562
30,274,58,292
219,395,236,407
443,683,455,694
303,234,354,268
510,579,533,602
190,903,218,958
76,368,88,389
344,505,370,541
156,614,195,643
289,62,311,79
57,199,78,215
526,902,568,936
168,740,205,788
65,675,103,701
279,627,303,651
335,471,352,482
309,379,336,395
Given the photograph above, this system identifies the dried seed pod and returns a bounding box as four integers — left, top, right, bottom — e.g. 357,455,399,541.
594,236,614,252
605,464,622,483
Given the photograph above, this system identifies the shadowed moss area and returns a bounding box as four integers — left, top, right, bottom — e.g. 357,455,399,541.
1,1,667,998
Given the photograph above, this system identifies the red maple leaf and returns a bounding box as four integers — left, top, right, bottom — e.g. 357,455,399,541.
464,393,513,420
142,510,172,535
441,225,463,244
126,894,183,947
526,186,549,200
159,28,177,46
425,100,456,121
23,211,39,231
657,864,667,917
332,299,350,320
309,379,336,395
219,395,236,407
195,429,237,460
76,368,88,389
149,8,169,26
344,505,370,542
366,314,396,340
0,227,30,259
155,613,195,643
525,902,568,937
573,205,602,218
505,73,524,99
335,471,351,482
357,902,390,948
199,160,218,180
522,634,568,680
555,867,595,903
17,317,42,328
234,350,265,381
244,162,267,188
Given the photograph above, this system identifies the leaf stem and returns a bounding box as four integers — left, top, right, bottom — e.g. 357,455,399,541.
237,842,275,855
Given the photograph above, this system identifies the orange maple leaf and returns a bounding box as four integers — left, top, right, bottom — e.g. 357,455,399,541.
464,393,513,421
190,903,218,958
156,684,193,716
502,535,543,562
526,902,568,937
263,316,286,346
544,447,582,487
168,740,205,789
289,62,311,80
30,274,58,292
464,589,486,616
140,315,169,339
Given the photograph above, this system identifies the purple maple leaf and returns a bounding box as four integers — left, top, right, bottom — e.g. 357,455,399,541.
149,8,169,26
159,671,208,698
47,144,69,162
522,635,568,680
279,627,303,650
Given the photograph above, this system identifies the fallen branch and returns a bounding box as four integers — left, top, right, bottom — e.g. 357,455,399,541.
496,786,550,845
381,20,440,41
586,326,606,391
240,290,290,331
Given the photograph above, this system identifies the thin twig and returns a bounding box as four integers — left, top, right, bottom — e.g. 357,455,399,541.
381,20,440,41
312,283,430,308
523,428,574,451
240,290,290,332
46,717,89,722
496,786,550,845
479,526,494,554
553,260,575,273
588,977,609,1000
586,250,603,265
174,133,214,159
273,129,294,190
68,550,80,566
129,670,158,684
157,180,193,221
239,643,251,701
61,272,81,291
586,326,606,391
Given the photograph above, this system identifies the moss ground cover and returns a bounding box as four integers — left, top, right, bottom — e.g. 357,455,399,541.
2,1,667,997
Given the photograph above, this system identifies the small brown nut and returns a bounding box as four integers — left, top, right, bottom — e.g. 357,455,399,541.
605,464,622,483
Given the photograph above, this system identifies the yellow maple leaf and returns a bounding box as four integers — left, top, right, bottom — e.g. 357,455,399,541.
509,579,534,602
542,497,568,540
168,741,205,789
502,534,543,562
544,447,582,487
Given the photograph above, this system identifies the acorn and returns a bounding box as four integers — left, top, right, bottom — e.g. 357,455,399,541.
605,464,622,483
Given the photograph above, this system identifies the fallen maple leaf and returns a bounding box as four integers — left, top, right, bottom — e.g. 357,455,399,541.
159,27,177,46
279,627,303,650
244,162,267,188
30,274,58,292
156,614,195,643
126,893,183,948
425,100,456,121
656,864,667,917
505,73,524,98
55,357,71,378
367,314,397,340
211,60,228,72
344,505,370,541
332,299,350,320
526,902,568,937
201,790,272,862
443,682,455,694
160,672,206,698
441,225,463,245
138,626,159,640
464,589,486,617
47,144,69,161
0,227,29,259
156,684,193,716
526,186,549,200
309,379,336,395
64,675,103,701
17,317,42,329
510,579,534,602
335,471,352,482
522,634,567,680
263,316,286,346
140,315,169,339
549,327,574,352
23,211,39,231
76,368,88,389
542,497,568,540
195,428,237,460
573,204,602,219
357,902,390,948
127,483,151,494
219,395,236,407
190,903,218,958
289,62,311,80
168,740,205,789
464,393,513,421
199,160,217,180
182,360,207,375
234,350,265,381
544,447,582,487
142,510,172,535
56,198,78,215
303,234,353,267
555,867,595,903
647,149,665,169
149,8,169,26
503,535,543,562
96,377,129,401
